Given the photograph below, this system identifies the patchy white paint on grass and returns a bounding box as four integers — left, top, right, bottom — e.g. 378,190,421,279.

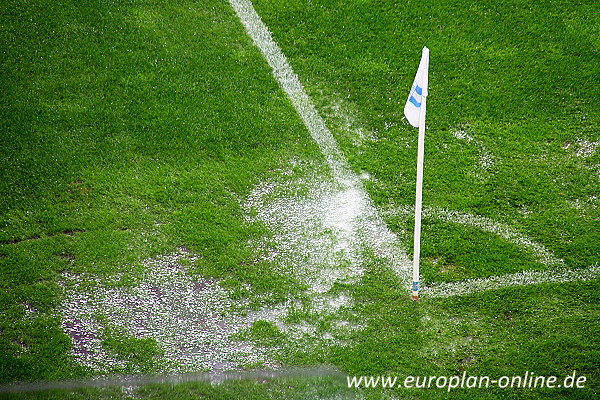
575,138,599,157
244,160,411,296
317,91,378,148
57,243,366,374
58,249,286,374
229,0,412,289
450,125,496,173
229,0,597,303
450,126,474,143
568,195,598,215
55,0,598,377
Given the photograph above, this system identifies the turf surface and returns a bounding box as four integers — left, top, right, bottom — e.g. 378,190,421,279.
1,0,598,398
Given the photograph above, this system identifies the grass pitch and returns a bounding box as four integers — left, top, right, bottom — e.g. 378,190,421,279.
1,0,598,399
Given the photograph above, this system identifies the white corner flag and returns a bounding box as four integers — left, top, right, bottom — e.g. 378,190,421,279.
404,47,429,301
404,47,429,128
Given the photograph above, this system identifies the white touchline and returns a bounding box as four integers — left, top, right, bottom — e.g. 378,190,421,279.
228,0,351,181
228,0,598,297
229,0,412,279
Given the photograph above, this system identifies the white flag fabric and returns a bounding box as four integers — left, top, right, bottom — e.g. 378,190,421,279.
404,47,429,128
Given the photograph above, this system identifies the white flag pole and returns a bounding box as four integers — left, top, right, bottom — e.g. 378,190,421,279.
411,94,426,301
406,46,428,301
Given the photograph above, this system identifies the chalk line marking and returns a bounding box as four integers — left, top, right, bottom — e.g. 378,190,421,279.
228,0,349,181
424,264,600,298
384,205,599,296
386,205,565,267
229,0,412,282
229,0,597,297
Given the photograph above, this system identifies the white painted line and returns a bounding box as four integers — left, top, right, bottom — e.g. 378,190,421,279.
229,0,350,181
385,205,564,267
384,205,599,296
424,264,599,298
229,0,412,279
229,0,598,298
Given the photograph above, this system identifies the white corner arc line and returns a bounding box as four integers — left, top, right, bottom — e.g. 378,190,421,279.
385,205,599,296
229,0,598,297
423,207,564,267
385,205,564,267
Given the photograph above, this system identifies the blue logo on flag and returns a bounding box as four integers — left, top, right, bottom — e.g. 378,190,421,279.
409,85,423,108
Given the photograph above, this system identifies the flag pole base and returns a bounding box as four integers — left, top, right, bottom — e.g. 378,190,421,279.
411,281,419,301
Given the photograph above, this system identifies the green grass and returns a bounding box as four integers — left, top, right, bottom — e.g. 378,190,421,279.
250,0,600,397
1,0,599,399
252,0,599,275
0,0,322,384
